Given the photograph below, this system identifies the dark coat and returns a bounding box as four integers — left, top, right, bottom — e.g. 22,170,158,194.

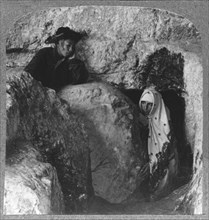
24,47,89,91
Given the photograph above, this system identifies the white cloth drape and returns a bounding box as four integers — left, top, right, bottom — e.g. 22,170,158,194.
139,87,171,174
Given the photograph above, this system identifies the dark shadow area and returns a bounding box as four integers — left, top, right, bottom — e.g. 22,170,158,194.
161,90,193,171
44,113,95,214
141,47,185,92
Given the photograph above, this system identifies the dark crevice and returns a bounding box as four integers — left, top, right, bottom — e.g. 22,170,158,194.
123,35,136,59
161,90,193,170
139,47,185,92
6,48,30,54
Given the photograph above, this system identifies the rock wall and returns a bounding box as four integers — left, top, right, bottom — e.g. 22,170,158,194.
176,52,203,214
4,139,64,215
6,6,201,90
5,6,203,214
6,68,92,214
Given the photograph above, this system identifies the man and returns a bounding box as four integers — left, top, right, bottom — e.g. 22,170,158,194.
24,27,89,92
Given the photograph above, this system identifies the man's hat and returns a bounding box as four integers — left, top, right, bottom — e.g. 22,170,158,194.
45,27,87,44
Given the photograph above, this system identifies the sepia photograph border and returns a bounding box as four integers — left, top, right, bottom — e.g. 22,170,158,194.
0,0,208,219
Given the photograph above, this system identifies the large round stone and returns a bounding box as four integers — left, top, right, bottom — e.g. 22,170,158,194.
59,82,147,203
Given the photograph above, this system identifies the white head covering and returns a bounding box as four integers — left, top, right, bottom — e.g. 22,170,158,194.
140,93,153,103
139,87,171,174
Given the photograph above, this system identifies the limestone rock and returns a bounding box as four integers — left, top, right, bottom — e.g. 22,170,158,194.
5,5,203,214
179,53,203,214
59,82,147,203
6,68,92,213
4,140,64,215
6,6,201,89
6,7,201,51
175,169,203,214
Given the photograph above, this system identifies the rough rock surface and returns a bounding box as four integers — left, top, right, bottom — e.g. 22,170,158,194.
59,82,147,203
176,52,203,214
6,68,92,214
5,67,147,211
4,140,64,215
5,5,203,214
6,6,201,90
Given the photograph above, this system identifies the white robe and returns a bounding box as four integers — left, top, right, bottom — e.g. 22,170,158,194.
139,87,178,197
139,88,171,173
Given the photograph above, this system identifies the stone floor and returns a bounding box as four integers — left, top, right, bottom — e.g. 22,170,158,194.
87,182,189,215
87,167,192,215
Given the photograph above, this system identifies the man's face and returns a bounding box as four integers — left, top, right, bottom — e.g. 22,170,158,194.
57,39,75,58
